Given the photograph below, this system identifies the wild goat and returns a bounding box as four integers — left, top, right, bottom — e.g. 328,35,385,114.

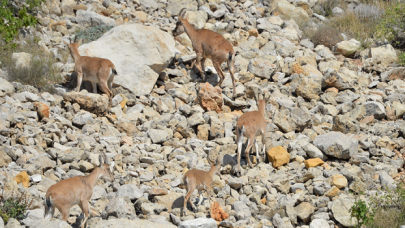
182,157,221,216
235,94,268,176
173,8,237,98
44,152,114,227
63,37,117,110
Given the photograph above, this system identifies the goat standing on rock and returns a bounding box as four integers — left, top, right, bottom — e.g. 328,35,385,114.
182,157,221,216
64,37,117,110
235,94,268,176
173,8,237,98
44,152,114,228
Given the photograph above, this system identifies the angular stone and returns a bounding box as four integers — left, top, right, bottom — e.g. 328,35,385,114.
304,158,324,169
332,174,348,189
332,194,357,227
33,102,50,119
154,192,184,212
179,218,217,228
14,171,30,188
267,146,290,168
295,202,315,223
76,10,116,27
313,131,358,159
196,83,223,113
79,24,176,96
63,91,109,114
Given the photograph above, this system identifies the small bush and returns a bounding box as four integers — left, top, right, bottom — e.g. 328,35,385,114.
0,0,43,48
0,37,62,92
309,25,343,49
350,182,405,228
0,191,32,224
377,2,405,49
398,52,405,66
75,25,114,44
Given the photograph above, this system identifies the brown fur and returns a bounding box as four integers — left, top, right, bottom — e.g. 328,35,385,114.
173,8,237,98
235,98,267,176
44,153,114,228
64,38,117,110
182,158,221,216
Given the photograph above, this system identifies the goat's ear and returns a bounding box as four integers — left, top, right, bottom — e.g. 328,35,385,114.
109,161,115,172
78,38,82,46
185,14,189,21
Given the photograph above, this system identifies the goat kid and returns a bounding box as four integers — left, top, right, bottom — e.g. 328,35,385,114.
173,8,237,98
44,153,114,227
182,158,221,216
235,94,268,176
63,37,117,110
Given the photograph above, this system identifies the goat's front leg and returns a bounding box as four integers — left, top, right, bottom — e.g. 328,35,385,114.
76,71,83,92
194,53,205,81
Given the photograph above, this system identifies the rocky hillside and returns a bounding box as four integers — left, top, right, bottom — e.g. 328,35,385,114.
1,0,405,228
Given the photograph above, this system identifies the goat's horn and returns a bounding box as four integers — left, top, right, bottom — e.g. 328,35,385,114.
179,8,186,18
74,36,77,43
102,152,109,164
69,37,72,44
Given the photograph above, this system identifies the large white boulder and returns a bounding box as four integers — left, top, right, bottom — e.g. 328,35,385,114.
79,24,177,96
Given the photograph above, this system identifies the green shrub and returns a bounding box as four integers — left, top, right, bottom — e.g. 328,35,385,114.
350,182,405,228
0,0,43,48
0,191,32,224
0,37,63,93
377,2,405,49
319,0,345,16
398,52,405,66
75,25,114,44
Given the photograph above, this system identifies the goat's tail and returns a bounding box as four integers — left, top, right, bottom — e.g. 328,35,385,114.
228,51,234,62
44,196,54,220
112,68,118,75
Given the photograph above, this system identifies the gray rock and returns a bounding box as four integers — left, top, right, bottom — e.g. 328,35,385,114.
248,58,276,79
29,219,70,228
79,24,176,96
166,0,198,16
179,218,217,228
89,218,176,228
290,183,305,193
116,184,144,200
21,209,44,227
309,219,329,228
313,131,358,159
233,201,251,220
363,101,386,119
331,194,357,227
188,112,205,126
300,38,314,49
304,143,326,160
76,10,116,27
0,78,14,96
140,0,158,11
73,112,93,126
379,170,397,190
105,197,135,218
141,203,168,215
148,129,173,144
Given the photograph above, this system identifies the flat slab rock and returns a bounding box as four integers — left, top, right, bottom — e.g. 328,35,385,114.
178,218,217,228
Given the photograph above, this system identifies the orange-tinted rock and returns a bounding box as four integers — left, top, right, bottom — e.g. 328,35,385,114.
14,171,30,188
292,63,304,74
149,187,168,196
211,201,229,221
33,102,50,119
359,115,374,124
196,82,223,113
267,146,290,168
305,158,324,169
120,135,133,146
248,28,259,37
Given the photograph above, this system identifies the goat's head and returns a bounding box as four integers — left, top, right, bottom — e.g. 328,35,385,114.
209,157,222,175
173,8,189,37
63,36,82,55
98,152,115,182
